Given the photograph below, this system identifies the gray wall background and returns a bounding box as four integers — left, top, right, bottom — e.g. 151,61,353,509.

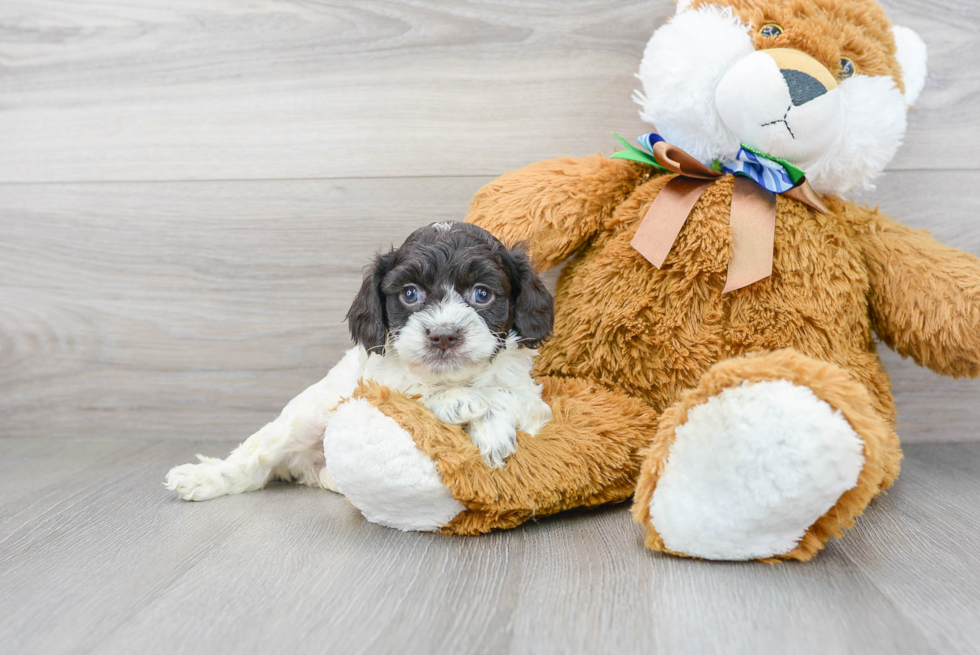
1,0,978,443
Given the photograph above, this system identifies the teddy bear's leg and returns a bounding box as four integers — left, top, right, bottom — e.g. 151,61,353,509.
632,349,902,562
322,394,468,532
323,378,658,534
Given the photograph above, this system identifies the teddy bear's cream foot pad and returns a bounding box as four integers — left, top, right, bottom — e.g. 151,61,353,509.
323,398,465,531
649,380,865,560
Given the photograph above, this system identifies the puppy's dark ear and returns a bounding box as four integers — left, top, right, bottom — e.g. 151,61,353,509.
346,250,395,352
505,245,554,349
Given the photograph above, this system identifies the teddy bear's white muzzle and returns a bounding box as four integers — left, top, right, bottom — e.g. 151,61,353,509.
714,48,844,168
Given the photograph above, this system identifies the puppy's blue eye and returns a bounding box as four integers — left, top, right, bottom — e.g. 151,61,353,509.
469,285,493,306
400,285,424,306
839,58,855,79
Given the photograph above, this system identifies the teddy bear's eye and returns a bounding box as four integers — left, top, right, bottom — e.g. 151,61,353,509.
760,24,783,38
839,58,855,79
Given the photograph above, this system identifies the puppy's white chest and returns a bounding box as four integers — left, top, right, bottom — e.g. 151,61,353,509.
352,344,550,468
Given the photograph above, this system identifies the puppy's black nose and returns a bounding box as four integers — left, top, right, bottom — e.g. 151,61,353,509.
427,326,461,352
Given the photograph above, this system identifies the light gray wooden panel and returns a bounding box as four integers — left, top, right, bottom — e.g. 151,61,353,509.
884,348,980,443
6,438,978,655
0,0,976,183
854,170,980,253
2,172,980,443
0,177,490,440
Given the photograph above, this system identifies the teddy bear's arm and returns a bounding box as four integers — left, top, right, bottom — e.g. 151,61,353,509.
860,217,980,378
466,155,651,271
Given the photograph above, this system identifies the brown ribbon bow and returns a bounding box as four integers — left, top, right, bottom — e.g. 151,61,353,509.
630,141,828,293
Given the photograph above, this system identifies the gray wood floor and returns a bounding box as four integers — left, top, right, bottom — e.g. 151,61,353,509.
2,439,979,655
3,1,980,653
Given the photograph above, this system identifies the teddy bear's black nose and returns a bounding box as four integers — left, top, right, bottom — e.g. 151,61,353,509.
781,69,829,106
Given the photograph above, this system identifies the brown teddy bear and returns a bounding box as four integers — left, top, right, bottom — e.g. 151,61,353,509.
321,0,980,562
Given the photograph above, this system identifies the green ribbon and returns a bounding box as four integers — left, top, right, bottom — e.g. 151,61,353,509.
610,133,668,171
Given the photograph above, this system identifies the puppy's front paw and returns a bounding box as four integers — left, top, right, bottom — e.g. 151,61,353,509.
164,456,232,501
423,388,490,425
466,413,517,468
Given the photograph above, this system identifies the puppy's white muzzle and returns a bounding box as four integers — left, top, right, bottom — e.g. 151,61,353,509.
390,291,498,379
715,48,844,167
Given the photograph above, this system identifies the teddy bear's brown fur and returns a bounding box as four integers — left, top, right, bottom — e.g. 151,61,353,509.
349,0,980,561
471,155,980,415
459,151,977,558
699,0,904,84
354,146,980,560
350,376,659,534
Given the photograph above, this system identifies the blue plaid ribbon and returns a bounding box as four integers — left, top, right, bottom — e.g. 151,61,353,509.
719,148,796,194
638,132,666,153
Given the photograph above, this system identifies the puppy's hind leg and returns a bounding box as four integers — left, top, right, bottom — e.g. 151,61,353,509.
165,420,310,501
165,348,365,500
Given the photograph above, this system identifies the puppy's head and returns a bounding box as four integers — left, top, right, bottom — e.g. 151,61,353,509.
346,221,554,374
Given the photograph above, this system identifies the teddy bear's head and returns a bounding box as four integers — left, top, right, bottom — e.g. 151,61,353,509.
635,0,927,196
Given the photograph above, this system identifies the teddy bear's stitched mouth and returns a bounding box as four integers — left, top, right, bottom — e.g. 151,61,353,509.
760,105,796,139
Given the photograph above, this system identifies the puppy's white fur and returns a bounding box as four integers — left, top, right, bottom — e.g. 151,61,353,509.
166,329,551,501
389,288,501,381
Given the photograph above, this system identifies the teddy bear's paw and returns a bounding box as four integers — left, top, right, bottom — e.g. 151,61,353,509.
649,379,865,560
323,398,465,531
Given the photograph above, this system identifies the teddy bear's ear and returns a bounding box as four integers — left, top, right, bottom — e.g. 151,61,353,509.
892,26,928,108
675,0,695,15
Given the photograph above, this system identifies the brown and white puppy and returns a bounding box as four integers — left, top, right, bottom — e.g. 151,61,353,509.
166,222,554,503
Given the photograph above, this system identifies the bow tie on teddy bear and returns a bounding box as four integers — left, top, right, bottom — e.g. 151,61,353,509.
613,132,828,292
